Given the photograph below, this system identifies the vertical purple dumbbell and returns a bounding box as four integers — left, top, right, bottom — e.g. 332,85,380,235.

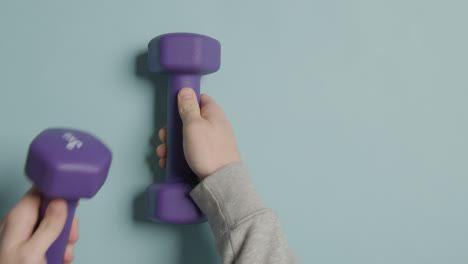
25,128,112,264
145,33,221,224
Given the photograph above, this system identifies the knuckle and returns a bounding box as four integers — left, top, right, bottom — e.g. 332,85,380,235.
184,119,203,132
220,117,231,126
179,103,198,114
213,117,231,129
38,218,59,235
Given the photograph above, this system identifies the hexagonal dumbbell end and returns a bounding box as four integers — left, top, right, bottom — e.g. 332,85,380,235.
25,128,112,264
147,33,221,75
145,182,206,224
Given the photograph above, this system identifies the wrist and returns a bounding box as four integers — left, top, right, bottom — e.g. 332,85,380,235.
199,158,242,181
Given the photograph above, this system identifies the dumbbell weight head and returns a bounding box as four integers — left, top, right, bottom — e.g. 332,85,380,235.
147,33,221,74
25,128,112,264
26,128,111,198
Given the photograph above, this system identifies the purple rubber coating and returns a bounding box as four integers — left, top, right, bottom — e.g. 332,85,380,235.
146,33,220,224
145,182,206,224
25,128,112,264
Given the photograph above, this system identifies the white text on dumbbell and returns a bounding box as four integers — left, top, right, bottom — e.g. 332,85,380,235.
62,132,83,151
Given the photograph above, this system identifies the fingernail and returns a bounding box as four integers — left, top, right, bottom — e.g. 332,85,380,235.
179,88,193,99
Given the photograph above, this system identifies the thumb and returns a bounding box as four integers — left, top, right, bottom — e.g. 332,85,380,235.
26,199,67,255
178,87,201,125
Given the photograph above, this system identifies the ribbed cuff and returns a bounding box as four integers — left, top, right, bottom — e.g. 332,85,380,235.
190,162,265,234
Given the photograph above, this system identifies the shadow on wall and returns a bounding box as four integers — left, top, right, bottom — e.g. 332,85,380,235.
133,52,220,264
135,52,168,183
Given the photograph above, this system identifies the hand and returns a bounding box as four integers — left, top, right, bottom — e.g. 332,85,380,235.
156,87,242,179
0,188,79,264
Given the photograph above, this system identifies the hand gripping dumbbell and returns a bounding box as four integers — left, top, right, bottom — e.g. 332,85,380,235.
25,128,112,264
145,33,221,224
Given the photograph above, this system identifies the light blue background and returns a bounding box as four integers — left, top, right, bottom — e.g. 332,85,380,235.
1,0,467,263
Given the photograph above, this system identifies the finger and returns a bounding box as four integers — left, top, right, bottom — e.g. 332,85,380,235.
2,188,41,245
156,144,167,158
178,88,201,125
63,244,74,264
26,199,67,255
159,126,167,143
159,158,166,168
0,217,5,236
200,94,227,123
68,217,79,244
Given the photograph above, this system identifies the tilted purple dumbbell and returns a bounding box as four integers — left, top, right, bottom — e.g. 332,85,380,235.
145,33,221,224
25,128,112,264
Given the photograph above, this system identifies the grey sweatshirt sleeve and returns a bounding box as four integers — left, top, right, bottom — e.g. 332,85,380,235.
190,162,299,264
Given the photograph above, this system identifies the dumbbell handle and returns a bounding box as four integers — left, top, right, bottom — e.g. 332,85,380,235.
39,196,78,264
166,74,201,184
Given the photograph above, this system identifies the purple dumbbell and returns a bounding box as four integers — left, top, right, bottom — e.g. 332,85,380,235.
25,128,112,264
145,33,221,224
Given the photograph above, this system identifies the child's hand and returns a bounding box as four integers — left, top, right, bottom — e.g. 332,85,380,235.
0,188,79,264
156,87,242,180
